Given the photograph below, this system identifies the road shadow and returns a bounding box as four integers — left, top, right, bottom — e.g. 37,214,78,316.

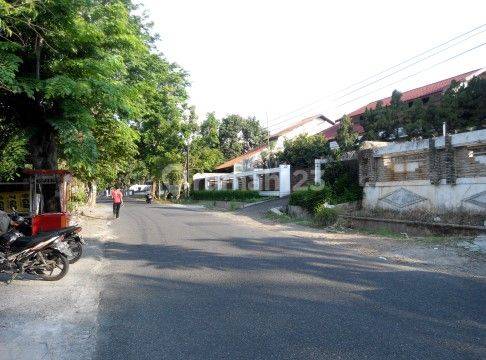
91,201,486,359
91,234,485,359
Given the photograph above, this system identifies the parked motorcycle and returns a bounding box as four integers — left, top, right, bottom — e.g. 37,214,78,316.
0,226,72,283
9,211,84,264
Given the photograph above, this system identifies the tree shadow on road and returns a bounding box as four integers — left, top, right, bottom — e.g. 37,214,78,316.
91,233,486,359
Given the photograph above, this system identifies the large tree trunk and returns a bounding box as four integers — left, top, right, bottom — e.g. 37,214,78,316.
29,124,58,169
30,35,57,170
151,180,157,198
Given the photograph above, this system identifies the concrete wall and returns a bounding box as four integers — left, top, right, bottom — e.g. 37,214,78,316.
360,129,486,214
364,178,486,213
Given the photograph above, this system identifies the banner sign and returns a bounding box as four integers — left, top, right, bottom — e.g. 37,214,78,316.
0,191,30,213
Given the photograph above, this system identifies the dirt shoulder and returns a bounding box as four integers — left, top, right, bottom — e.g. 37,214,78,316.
210,208,486,278
0,204,113,360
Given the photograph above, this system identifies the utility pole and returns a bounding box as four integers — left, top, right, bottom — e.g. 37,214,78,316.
185,140,190,197
266,112,270,147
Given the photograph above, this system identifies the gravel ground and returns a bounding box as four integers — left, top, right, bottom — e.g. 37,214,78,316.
215,210,486,278
0,204,112,360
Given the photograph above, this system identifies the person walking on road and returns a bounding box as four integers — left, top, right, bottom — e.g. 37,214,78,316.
110,187,123,219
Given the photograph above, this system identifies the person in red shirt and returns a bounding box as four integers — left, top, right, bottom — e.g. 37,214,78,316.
110,187,123,219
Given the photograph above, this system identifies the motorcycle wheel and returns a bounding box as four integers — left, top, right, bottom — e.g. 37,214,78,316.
68,241,83,264
38,251,69,281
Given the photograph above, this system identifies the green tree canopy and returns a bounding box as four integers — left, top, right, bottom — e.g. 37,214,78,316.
0,0,191,187
190,113,224,173
278,134,330,168
360,77,486,142
199,112,220,149
440,77,486,131
218,114,268,160
336,114,359,153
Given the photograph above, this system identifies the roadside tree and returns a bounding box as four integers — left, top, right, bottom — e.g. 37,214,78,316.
278,134,331,168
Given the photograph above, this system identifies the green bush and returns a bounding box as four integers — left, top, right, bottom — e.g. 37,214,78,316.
314,204,338,226
323,160,363,203
68,188,88,211
191,190,261,201
70,188,87,203
289,182,361,215
289,185,333,214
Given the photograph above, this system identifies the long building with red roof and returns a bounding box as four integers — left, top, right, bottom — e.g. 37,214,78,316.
321,68,485,142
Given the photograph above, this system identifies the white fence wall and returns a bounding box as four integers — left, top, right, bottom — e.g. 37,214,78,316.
193,165,291,198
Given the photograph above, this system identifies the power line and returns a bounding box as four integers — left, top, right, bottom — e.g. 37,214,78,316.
333,28,486,102
337,23,486,93
269,41,485,132
267,23,486,131
268,24,486,130
336,41,486,109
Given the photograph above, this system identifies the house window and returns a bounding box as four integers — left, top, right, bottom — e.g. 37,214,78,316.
422,97,430,104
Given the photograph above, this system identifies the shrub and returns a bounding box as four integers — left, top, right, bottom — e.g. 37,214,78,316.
289,185,333,214
314,204,338,226
191,190,261,201
68,187,88,212
323,161,362,202
289,182,362,215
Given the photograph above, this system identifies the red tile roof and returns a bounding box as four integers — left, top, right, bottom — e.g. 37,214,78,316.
321,122,364,141
215,144,268,171
348,69,483,118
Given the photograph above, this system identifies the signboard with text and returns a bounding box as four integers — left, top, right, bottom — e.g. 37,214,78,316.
0,191,30,213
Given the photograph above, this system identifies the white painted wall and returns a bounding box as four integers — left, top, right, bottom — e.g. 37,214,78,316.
194,166,292,198
274,118,333,150
364,178,486,214
233,117,334,171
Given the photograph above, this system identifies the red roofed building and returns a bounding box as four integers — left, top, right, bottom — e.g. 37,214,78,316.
215,114,334,172
322,68,485,144
321,122,364,143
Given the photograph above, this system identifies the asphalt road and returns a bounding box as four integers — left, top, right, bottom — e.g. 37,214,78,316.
95,200,485,360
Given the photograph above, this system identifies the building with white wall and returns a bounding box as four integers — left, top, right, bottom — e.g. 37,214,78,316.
214,114,334,172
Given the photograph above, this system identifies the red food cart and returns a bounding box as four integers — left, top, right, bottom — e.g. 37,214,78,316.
0,169,73,235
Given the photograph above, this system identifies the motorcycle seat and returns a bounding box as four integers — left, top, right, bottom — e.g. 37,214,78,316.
12,234,57,250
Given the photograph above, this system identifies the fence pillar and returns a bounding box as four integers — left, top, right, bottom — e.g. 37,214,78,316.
232,175,239,190
253,173,260,191
314,159,322,185
279,164,291,197
216,176,223,190
204,177,210,190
